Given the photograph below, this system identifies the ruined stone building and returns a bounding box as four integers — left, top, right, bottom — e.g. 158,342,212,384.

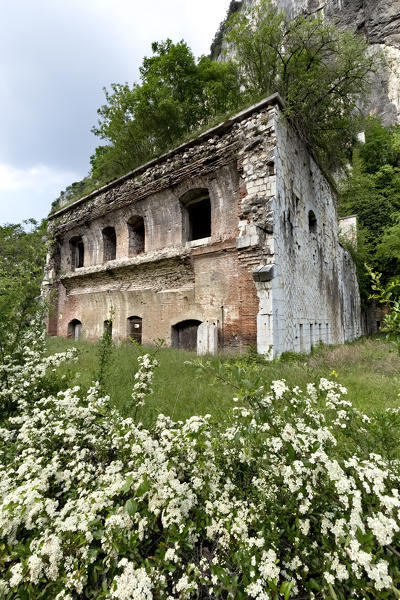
45,95,362,356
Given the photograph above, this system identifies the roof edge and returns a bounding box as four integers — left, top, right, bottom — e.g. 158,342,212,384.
49,93,284,220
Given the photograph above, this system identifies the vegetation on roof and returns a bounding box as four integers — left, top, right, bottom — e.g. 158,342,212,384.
51,0,379,215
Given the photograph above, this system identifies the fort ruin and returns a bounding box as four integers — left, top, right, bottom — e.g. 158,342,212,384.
45,94,362,356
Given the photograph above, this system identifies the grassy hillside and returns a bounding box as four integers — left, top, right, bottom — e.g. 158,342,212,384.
47,335,400,424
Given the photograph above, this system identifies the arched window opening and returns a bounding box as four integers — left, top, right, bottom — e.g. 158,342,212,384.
67,319,82,340
104,319,112,337
127,316,142,344
128,216,145,257
171,319,202,351
102,226,117,262
70,236,84,270
180,189,211,242
308,210,317,234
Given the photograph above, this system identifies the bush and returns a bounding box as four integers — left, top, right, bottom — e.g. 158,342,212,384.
0,325,400,598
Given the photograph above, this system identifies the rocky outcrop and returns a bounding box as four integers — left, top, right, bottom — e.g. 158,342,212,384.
221,0,400,124
243,0,400,46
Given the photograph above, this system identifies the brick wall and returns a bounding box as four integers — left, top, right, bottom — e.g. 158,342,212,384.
44,95,362,355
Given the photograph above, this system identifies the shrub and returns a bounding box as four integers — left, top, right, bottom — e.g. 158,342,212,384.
0,326,400,598
368,268,400,354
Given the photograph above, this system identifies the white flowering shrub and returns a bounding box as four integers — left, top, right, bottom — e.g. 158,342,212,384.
0,330,400,599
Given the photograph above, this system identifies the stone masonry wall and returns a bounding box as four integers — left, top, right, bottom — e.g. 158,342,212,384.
268,114,362,356
47,99,282,349
46,96,362,355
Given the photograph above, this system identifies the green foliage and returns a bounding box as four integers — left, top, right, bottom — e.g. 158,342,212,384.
368,267,400,354
89,40,241,185
0,219,47,361
359,117,400,173
2,328,400,598
226,0,379,169
51,177,97,212
53,5,380,209
52,39,241,210
95,310,114,394
377,213,400,265
339,119,400,286
47,335,400,421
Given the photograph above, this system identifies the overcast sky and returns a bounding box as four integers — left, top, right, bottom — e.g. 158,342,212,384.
0,0,229,225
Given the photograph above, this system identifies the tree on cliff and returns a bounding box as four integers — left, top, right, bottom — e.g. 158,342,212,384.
53,6,379,209
226,0,380,169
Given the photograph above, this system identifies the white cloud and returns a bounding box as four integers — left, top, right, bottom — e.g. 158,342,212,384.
0,163,82,224
0,163,77,192
0,0,230,224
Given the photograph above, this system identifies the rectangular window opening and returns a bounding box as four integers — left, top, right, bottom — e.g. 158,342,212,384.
188,198,211,241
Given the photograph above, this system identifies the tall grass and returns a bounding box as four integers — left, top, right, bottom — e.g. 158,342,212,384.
46,336,400,423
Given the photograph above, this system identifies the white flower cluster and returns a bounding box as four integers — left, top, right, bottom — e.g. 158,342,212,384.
131,353,158,411
0,330,399,599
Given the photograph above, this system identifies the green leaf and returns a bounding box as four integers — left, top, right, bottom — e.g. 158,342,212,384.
280,581,294,599
124,498,138,516
136,475,151,497
121,474,133,493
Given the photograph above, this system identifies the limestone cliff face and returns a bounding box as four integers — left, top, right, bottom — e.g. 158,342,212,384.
229,0,400,124
243,0,400,46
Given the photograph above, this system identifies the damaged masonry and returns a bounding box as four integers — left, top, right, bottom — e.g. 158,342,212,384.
44,94,362,357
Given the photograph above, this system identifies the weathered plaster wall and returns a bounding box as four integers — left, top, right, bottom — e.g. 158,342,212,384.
268,115,361,356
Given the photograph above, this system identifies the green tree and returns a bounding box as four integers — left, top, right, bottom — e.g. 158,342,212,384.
226,0,379,169
377,212,400,268
90,40,241,184
368,267,400,353
339,118,400,285
358,117,400,173
0,219,47,360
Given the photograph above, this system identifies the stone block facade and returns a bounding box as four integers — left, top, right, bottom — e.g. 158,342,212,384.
45,94,362,356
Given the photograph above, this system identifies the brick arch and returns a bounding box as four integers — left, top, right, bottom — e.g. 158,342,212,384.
67,319,82,340
171,319,202,351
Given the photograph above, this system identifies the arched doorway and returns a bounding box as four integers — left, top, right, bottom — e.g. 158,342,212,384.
67,319,82,340
171,320,202,351
127,316,142,344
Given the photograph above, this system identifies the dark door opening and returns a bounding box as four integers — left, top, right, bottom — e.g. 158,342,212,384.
128,217,145,256
187,199,211,241
128,316,142,344
102,226,117,261
70,237,84,270
67,319,82,340
171,320,202,351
